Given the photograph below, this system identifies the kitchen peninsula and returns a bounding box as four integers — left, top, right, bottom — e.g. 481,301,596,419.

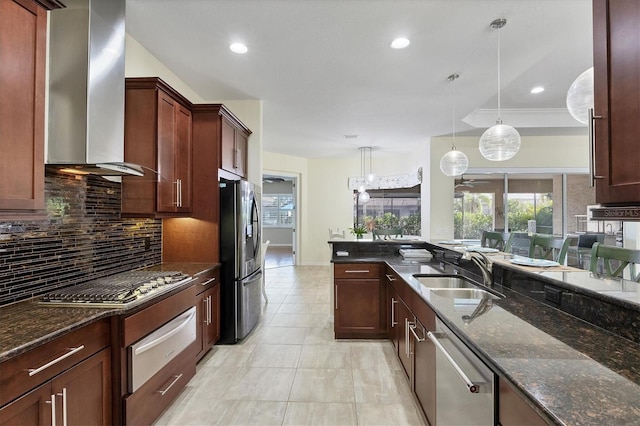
329,239,640,425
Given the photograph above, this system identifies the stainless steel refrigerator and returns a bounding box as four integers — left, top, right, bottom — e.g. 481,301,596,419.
219,179,263,343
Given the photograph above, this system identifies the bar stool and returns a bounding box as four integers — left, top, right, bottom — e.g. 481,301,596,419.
589,242,640,281
480,230,506,251
529,233,573,265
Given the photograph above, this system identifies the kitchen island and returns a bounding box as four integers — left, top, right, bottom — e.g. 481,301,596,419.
330,239,640,425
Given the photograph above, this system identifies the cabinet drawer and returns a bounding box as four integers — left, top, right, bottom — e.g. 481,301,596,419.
0,319,110,407
334,263,380,279
124,345,196,426
194,268,220,294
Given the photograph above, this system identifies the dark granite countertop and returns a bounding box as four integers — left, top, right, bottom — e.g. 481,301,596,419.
0,262,218,363
330,241,640,425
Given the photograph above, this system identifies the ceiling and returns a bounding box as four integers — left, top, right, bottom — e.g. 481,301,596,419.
126,0,593,159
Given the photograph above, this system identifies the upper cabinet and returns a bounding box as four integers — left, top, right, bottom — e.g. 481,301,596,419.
122,78,192,217
593,0,640,205
0,0,62,217
220,112,251,179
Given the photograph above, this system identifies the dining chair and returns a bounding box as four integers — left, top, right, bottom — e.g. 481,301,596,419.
480,230,506,251
589,242,640,282
504,232,530,256
372,228,402,240
529,234,573,264
329,228,346,239
261,240,270,302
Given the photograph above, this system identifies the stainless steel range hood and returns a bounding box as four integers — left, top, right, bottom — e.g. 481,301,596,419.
46,0,143,177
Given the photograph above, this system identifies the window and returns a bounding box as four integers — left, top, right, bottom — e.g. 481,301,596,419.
353,186,421,236
454,192,494,239
262,194,294,228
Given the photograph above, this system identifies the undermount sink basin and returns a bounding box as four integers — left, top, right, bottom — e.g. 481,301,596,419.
414,275,478,289
429,288,500,300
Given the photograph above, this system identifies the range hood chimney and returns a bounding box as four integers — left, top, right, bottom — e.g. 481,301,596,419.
46,0,143,177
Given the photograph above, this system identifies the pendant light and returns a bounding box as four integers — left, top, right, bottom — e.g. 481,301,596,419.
479,18,521,161
440,73,469,176
357,147,371,203
566,67,593,125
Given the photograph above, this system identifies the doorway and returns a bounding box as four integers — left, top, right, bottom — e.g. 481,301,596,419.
262,173,298,268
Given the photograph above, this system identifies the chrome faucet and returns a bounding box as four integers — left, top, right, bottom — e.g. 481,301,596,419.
461,250,493,288
462,298,494,324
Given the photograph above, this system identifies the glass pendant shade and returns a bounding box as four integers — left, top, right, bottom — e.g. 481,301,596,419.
359,191,370,203
566,67,593,125
357,184,365,193
440,149,469,176
479,123,521,161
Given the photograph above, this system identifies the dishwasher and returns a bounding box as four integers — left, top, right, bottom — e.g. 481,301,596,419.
427,319,495,425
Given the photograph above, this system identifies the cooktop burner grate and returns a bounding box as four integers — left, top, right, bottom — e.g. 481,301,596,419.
40,270,191,308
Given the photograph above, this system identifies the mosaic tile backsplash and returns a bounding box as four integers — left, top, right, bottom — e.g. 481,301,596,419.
0,172,162,306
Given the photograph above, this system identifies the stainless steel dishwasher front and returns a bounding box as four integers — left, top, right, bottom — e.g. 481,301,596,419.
428,318,495,425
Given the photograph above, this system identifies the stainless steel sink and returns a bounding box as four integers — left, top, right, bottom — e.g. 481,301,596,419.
414,275,478,289
429,288,500,300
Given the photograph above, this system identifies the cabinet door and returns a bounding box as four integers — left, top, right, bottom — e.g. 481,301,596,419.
234,131,248,178
221,119,236,173
0,382,51,426
396,301,412,379
156,90,178,212
195,284,220,360
334,279,380,337
412,319,436,426
387,284,401,354
499,379,548,426
0,0,46,212
52,348,111,426
175,103,192,212
207,283,221,345
593,0,640,204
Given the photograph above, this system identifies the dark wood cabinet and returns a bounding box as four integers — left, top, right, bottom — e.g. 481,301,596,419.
220,115,251,178
333,263,386,338
499,378,548,426
195,269,221,361
593,0,640,205
0,0,61,217
0,321,111,426
412,317,436,426
122,77,192,217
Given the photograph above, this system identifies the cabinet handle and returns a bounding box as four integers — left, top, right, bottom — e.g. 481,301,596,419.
589,108,604,187
207,295,212,325
201,277,216,286
203,298,208,324
409,323,425,342
427,331,479,393
57,388,68,426
46,394,56,426
178,179,183,207
405,318,409,358
156,373,183,396
385,274,396,282
345,270,369,274
28,346,85,377
335,284,338,310
391,298,398,327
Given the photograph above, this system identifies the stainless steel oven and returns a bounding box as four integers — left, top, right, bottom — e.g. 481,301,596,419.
128,306,196,392
427,319,495,425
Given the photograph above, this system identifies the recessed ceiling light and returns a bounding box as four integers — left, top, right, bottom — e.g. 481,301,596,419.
530,86,545,94
390,37,410,49
229,43,248,54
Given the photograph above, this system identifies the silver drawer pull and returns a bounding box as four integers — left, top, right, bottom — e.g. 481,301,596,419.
427,331,479,393
46,394,56,426
157,373,183,396
385,274,396,282
28,346,85,377
345,270,370,273
391,298,398,327
201,277,217,286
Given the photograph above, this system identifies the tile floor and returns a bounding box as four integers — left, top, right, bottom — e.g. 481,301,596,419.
155,265,427,426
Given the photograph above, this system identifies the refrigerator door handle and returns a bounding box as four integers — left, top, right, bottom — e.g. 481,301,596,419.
240,269,263,286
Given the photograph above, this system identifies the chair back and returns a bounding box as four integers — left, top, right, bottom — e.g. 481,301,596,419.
529,234,572,264
480,231,505,250
329,228,346,239
589,242,640,281
504,232,530,256
373,228,402,240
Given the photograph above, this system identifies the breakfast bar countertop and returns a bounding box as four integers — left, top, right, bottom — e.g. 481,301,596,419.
330,240,640,425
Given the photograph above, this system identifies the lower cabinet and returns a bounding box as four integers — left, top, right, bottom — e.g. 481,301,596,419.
499,378,549,426
0,348,111,426
196,276,221,361
411,318,436,426
334,263,386,338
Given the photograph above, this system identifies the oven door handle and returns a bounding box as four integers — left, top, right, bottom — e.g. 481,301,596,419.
133,309,196,355
427,331,480,393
